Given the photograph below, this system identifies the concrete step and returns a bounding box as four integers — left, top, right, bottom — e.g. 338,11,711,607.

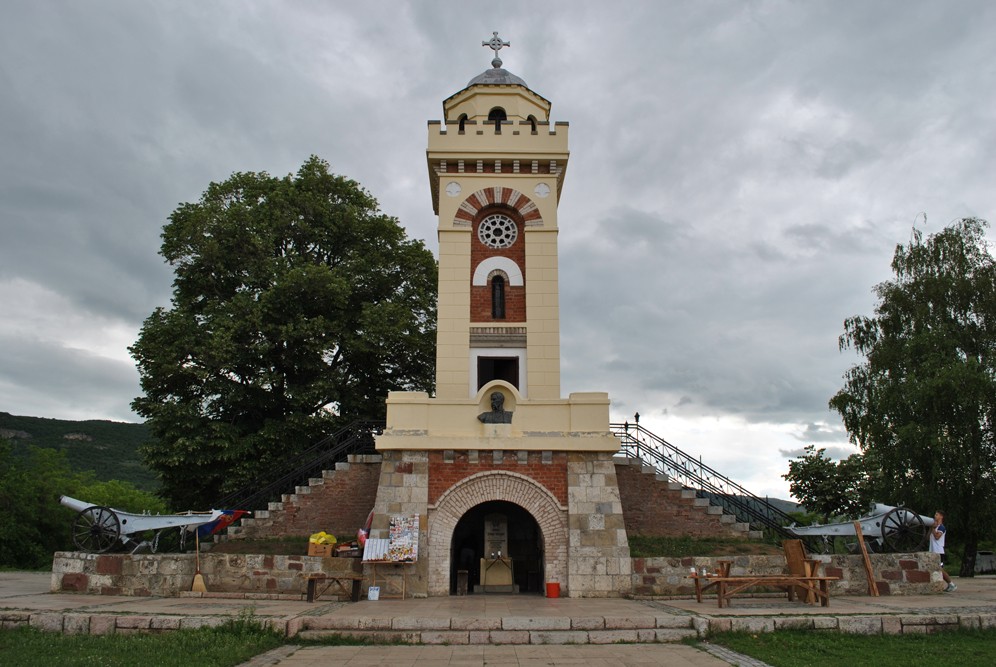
308,477,324,486
295,615,698,644
268,502,284,511
692,498,710,508
705,506,724,515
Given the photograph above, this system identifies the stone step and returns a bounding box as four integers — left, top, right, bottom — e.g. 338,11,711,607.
667,482,683,492
295,615,698,644
253,510,270,520
308,477,324,486
268,502,284,511
692,498,710,507
705,506,724,515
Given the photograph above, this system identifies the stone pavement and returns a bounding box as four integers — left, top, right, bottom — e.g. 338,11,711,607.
4,572,996,666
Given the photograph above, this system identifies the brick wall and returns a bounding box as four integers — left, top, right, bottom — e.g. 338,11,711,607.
615,460,747,539
232,455,382,540
428,450,567,505
470,206,526,323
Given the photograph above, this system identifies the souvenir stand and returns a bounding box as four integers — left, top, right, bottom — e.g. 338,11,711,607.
362,514,418,599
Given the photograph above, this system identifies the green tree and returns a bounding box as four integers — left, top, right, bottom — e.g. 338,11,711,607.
830,217,996,576
130,156,436,509
783,445,878,521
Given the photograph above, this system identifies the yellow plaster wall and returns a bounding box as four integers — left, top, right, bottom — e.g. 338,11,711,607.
443,86,551,122
377,390,619,453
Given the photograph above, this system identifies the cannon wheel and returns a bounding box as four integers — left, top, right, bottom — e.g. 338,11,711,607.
72,506,121,553
881,506,928,552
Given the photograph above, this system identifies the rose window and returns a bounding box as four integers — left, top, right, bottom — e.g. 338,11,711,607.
477,214,518,249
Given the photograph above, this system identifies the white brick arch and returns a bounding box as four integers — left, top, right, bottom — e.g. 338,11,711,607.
472,256,523,286
426,470,568,596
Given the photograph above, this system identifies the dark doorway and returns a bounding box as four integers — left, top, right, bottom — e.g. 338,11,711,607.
477,356,518,391
449,500,544,595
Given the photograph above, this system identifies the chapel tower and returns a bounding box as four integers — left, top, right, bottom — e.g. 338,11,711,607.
427,32,568,400
371,35,630,599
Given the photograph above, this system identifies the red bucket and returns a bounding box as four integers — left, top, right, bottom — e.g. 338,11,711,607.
545,582,560,598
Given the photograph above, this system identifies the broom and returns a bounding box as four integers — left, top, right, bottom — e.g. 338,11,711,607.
191,530,207,593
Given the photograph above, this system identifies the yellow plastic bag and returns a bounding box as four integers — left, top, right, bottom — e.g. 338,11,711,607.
309,531,337,545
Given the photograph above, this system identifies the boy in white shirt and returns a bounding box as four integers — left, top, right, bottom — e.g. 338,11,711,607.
929,510,956,592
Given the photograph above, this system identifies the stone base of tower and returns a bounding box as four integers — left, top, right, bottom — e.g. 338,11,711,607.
370,384,631,598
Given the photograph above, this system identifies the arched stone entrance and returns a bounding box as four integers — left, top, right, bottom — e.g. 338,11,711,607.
427,470,568,596
450,500,543,594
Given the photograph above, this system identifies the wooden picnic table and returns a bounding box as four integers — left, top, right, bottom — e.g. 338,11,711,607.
692,572,839,609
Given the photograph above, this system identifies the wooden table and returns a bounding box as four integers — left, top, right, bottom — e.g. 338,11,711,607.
692,574,839,608
305,573,362,602
366,561,413,600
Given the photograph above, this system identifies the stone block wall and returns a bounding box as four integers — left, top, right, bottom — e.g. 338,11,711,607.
51,551,362,597
567,452,632,597
615,458,749,539
370,450,430,596
631,551,944,597
231,454,381,540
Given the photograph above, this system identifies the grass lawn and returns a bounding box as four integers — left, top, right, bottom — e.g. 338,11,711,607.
0,619,284,667
708,628,996,667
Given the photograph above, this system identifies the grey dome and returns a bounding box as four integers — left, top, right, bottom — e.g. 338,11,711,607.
467,67,528,88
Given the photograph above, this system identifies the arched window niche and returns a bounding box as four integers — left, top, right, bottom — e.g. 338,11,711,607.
491,273,506,319
488,107,507,133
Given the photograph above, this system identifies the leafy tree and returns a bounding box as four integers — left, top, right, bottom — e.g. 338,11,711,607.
783,445,878,521
130,157,436,509
830,218,996,576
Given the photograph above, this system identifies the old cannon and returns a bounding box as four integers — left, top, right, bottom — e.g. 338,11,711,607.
59,495,249,554
787,503,934,555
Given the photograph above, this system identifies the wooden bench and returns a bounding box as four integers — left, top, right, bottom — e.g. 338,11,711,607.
305,573,363,603
692,573,839,608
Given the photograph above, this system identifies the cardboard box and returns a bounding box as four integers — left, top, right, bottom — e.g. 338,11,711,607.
308,543,334,557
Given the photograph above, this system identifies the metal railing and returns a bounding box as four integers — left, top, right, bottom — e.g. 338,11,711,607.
610,421,796,539
215,419,384,512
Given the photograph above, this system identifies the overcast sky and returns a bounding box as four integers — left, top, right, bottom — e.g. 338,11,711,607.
2,1,994,500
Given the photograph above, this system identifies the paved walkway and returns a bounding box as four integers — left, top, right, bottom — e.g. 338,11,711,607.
4,572,995,666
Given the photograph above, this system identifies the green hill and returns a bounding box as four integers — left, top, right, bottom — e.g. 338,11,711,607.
0,412,157,491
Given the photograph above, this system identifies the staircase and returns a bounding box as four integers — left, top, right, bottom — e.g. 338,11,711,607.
614,455,759,539
610,422,796,539
216,420,384,539
292,612,700,643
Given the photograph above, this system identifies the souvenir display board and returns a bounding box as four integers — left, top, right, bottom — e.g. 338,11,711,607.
387,514,419,562
361,514,419,563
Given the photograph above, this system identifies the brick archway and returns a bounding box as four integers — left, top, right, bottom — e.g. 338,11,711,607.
453,187,543,228
426,470,568,596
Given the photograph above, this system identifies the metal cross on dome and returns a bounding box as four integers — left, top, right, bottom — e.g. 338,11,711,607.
483,31,510,68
